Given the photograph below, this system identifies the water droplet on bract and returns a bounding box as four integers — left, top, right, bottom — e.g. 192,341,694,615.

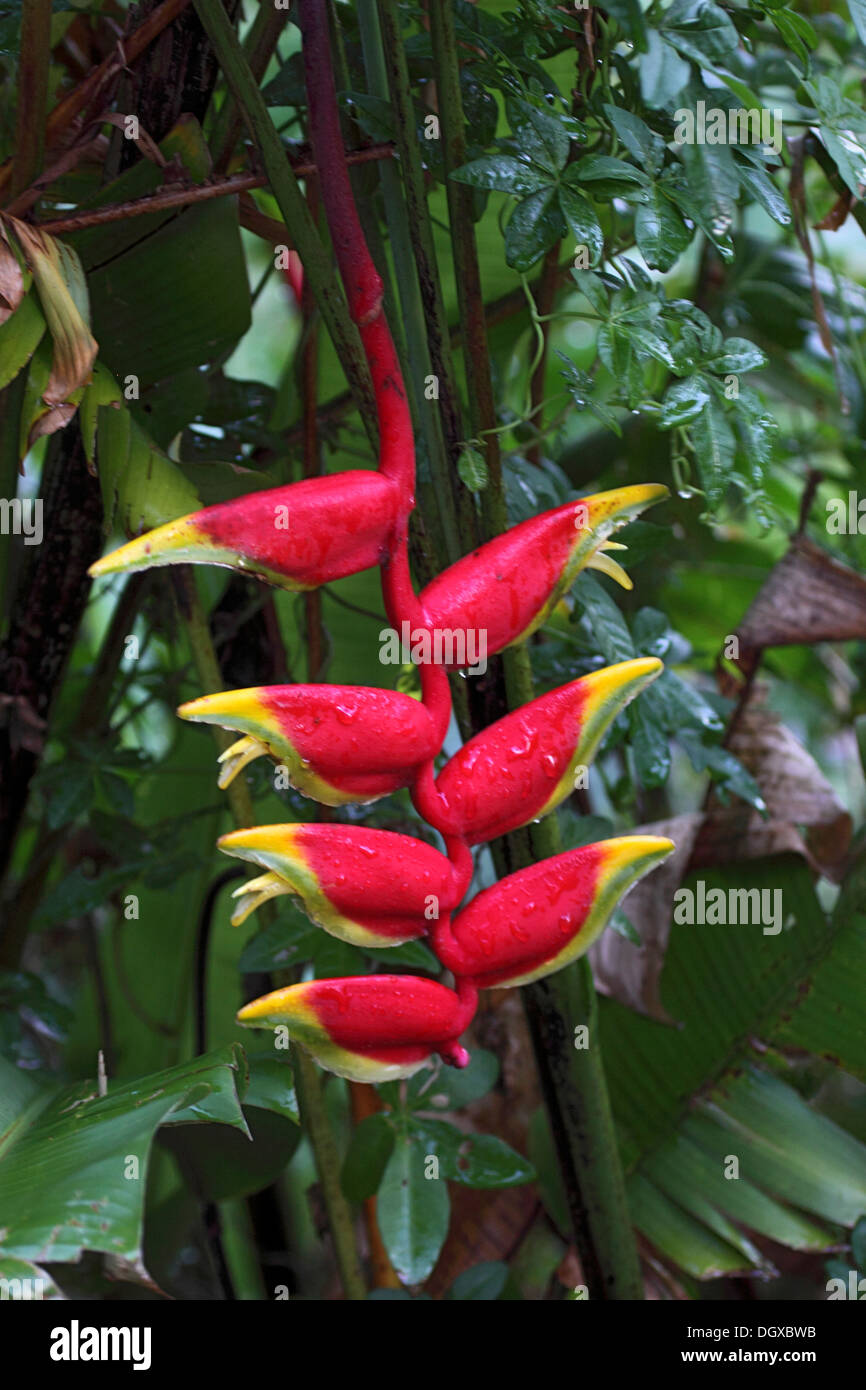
336,703,357,725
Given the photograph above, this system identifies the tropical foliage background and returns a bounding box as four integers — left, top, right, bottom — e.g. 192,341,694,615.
1,0,865,1301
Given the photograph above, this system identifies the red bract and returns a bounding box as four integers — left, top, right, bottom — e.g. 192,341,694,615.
178,684,445,804
434,658,662,843
433,837,673,989
419,484,668,666
218,823,462,946
89,472,403,589
237,975,477,1083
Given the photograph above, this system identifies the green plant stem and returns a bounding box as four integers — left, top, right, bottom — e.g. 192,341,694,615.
192,0,377,444
504,647,644,1301
377,0,467,488
428,0,642,1300
171,567,366,1302
360,0,462,565
218,1197,270,1300
211,4,289,172
10,0,52,200
429,0,506,540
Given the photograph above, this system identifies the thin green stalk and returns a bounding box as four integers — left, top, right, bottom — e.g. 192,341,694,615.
357,0,462,565
10,0,52,199
218,1198,270,1300
428,0,506,540
506,647,643,1301
192,0,377,443
428,0,642,1301
211,5,289,171
377,0,474,546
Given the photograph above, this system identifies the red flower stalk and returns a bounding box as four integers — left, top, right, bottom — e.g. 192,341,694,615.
237,975,478,1083
178,684,447,805
431,658,662,842
218,823,462,946
419,484,668,665
432,837,674,989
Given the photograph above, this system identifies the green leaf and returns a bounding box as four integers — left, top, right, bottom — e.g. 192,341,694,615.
0,1255,65,1300
161,1105,301,1204
630,704,672,787
451,155,548,196
411,1118,536,1188
707,338,767,375
447,1261,510,1300
405,1048,500,1111
377,1129,450,1285
847,0,866,48
659,374,713,428
510,107,570,174
639,31,691,110
689,397,737,505
609,909,641,945
573,572,636,663
0,292,45,391
662,0,740,67
44,761,93,830
736,159,791,226
95,406,202,538
599,854,866,1279
571,155,650,198
557,187,603,264
604,105,665,174
341,1113,395,1203
635,185,692,271
678,727,767,812
504,188,565,271
83,195,250,393
261,51,306,106
457,444,489,491
0,1047,247,1266
676,139,738,251
243,1052,299,1124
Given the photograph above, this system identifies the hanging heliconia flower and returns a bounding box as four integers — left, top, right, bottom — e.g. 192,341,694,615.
218,823,461,946
177,683,445,803
432,838,673,990
88,0,675,1084
419,485,667,664
434,658,663,843
236,976,477,1082
88,472,404,590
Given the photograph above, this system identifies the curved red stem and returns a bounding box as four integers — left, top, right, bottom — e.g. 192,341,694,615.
300,0,477,1047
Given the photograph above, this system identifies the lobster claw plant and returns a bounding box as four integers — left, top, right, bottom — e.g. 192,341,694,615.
91,0,674,1085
